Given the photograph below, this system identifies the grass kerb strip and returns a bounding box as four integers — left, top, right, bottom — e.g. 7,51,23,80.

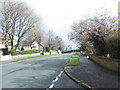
67,58,80,66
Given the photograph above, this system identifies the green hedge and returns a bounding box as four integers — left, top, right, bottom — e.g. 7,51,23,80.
74,53,78,55
10,50,40,56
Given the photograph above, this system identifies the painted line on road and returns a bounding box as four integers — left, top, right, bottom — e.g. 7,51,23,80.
47,70,64,89
52,80,55,83
49,84,54,89
58,73,62,77
60,71,63,74
54,77,58,82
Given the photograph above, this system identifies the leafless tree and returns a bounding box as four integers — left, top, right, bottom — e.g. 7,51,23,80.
26,27,45,47
52,36,64,51
45,29,64,53
46,29,55,50
0,1,41,50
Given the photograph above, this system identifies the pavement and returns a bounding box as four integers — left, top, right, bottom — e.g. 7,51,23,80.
1,53,84,89
0,60,14,66
64,54,120,89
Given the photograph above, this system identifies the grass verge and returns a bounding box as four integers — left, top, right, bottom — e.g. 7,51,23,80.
67,58,80,66
14,55,48,62
72,55,79,58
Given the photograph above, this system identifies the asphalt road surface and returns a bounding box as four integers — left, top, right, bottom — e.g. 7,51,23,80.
1,53,84,89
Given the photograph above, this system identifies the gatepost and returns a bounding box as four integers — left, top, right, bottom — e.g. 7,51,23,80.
0,50,3,61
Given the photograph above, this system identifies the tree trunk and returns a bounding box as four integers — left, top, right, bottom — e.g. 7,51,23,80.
10,39,14,50
15,37,21,51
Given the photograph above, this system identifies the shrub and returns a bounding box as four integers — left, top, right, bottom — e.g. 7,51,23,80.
105,31,119,59
74,53,78,55
10,49,40,56
45,46,50,52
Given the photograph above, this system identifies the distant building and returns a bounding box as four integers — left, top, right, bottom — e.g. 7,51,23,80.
64,45,73,51
19,40,31,50
19,41,44,51
31,41,44,51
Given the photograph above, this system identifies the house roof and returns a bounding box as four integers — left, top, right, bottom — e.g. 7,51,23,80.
20,40,44,47
20,41,32,47
32,41,44,47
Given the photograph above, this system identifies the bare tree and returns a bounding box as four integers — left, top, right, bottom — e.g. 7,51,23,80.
45,30,64,54
0,1,41,50
0,2,12,47
26,27,45,48
52,36,64,51
47,29,55,50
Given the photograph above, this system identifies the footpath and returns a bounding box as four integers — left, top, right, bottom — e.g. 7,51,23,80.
0,59,14,65
64,55,120,89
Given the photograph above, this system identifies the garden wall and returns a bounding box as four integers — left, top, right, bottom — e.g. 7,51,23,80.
89,55,120,72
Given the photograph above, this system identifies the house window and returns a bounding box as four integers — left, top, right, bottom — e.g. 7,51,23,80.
31,43,36,48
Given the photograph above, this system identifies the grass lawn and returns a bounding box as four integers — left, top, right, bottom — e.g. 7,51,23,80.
67,58,80,66
14,55,48,62
72,55,79,57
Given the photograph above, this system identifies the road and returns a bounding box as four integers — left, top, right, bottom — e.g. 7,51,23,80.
1,53,83,89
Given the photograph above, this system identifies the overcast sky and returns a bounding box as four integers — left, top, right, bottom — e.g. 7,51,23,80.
20,0,119,47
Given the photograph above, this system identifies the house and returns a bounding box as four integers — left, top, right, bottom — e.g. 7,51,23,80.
20,40,32,50
31,41,44,50
0,32,10,60
0,32,11,52
20,41,44,51
0,32,6,49
64,45,73,51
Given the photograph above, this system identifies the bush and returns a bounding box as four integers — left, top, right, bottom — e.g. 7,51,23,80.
105,31,119,59
10,49,40,56
45,47,50,52
74,53,78,55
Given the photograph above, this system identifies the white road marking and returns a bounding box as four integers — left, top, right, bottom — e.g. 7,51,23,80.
58,73,61,77
49,84,54,89
60,71,63,74
52,80,55,83
54,77,58,82
47,70,64,89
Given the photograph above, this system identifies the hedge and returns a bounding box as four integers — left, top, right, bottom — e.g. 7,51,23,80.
74,53,79,55
10,49,40,56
